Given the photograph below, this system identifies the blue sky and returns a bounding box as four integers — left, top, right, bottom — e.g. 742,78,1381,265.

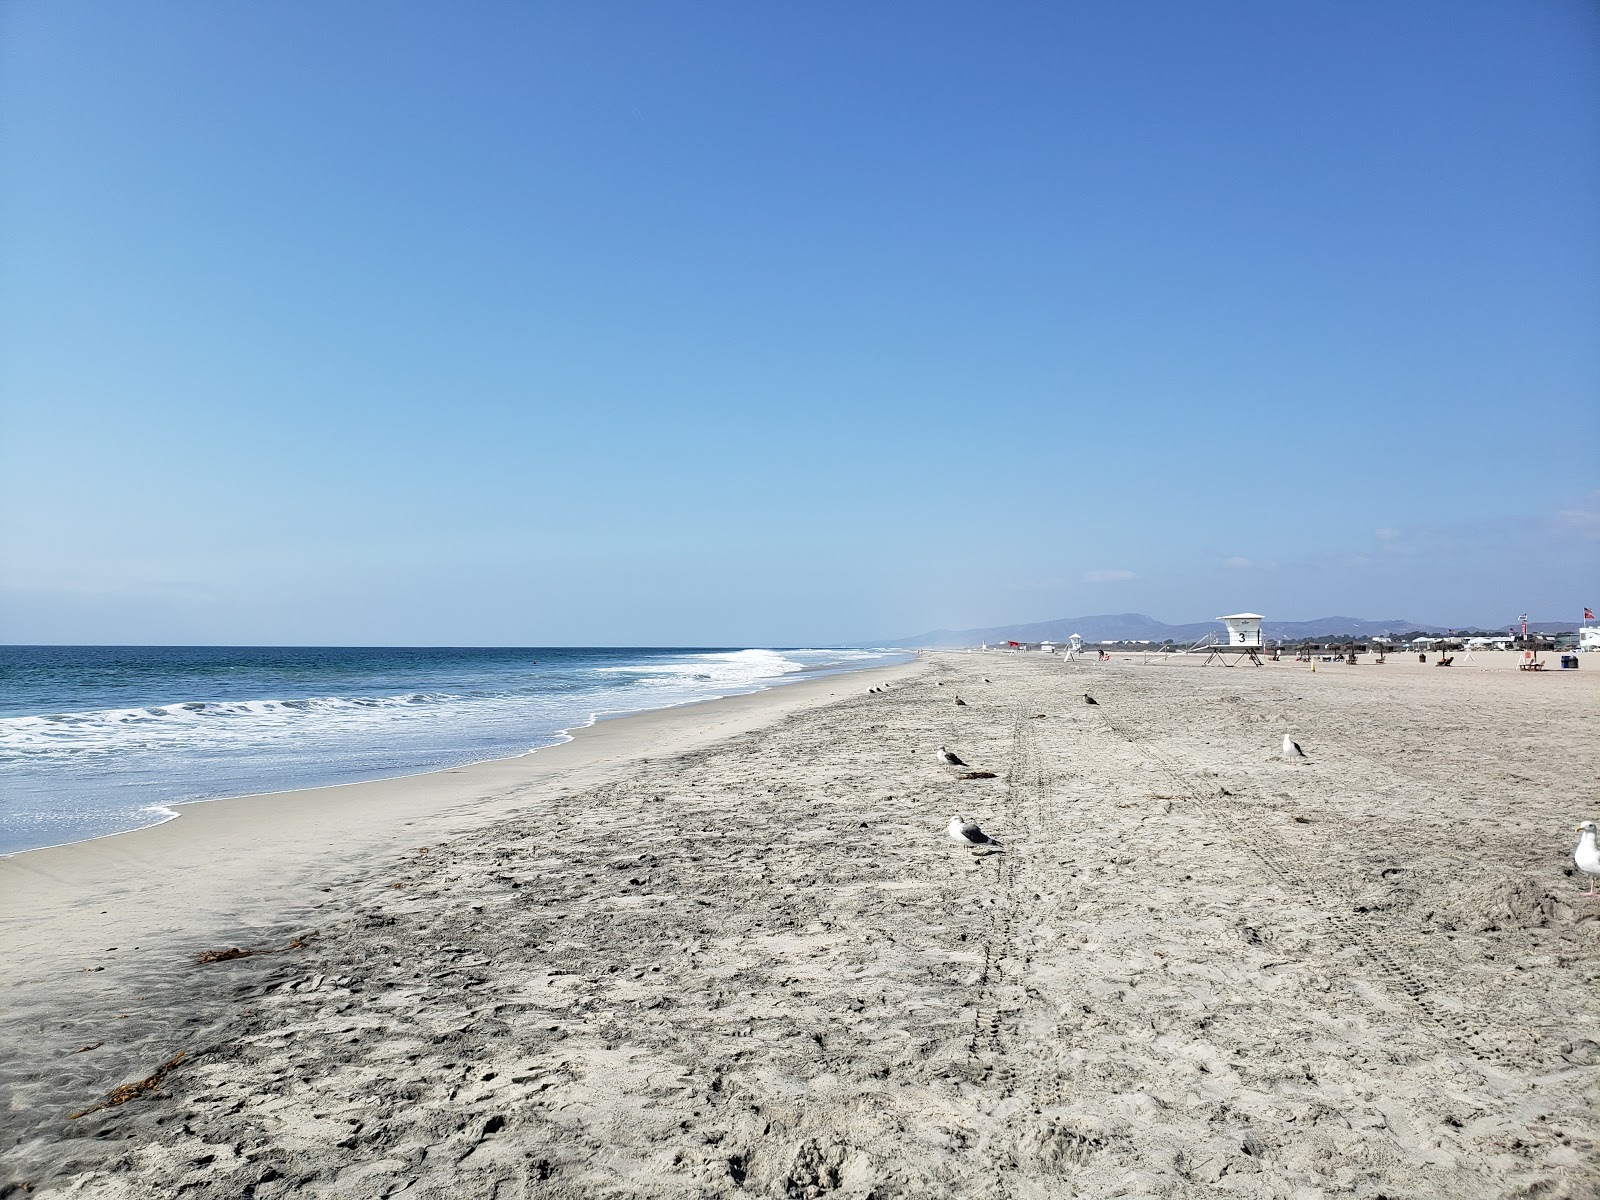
2,2,1596,645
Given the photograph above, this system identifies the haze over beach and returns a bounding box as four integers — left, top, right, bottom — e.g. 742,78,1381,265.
2,3,1598,1197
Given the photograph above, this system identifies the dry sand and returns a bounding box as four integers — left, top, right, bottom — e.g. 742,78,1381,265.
2,652,1597,1198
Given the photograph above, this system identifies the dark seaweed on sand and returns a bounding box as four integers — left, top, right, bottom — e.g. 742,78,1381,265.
195,930,318,964
70,1052,186,1119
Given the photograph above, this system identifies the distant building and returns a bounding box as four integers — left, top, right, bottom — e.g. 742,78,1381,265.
1410,637,1448,650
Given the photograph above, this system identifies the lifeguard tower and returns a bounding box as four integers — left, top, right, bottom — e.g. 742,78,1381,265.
1066,634,1083,660
1202,613,1266,666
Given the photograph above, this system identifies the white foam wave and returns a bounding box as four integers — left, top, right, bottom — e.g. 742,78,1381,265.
0,648,906,778
594,649,804,689
0,652,804,764
0,691,462,758
1,645,914,855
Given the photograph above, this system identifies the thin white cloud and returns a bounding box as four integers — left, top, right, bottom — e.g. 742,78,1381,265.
1373,527,1416,556
1222,556,1251,568
1083,568,1135,583
1554,493,1600,540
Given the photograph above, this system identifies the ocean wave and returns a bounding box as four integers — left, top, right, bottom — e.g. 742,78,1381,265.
0,644,914,854
0,650,813,762
0,691,463,757
593,648,805,688
0,644,917,858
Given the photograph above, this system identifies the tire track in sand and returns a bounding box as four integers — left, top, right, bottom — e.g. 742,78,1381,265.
1086,700,1521,1069
966,706,1074,1140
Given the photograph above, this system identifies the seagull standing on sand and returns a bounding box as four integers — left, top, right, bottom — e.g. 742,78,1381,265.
1575,822,1600,898
937,745,967,767
1282,734,1307,760
947,815,1001,850
954,697,967,707
1084,693,1099,706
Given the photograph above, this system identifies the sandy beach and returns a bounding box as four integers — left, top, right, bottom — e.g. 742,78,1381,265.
3,651,1597,1198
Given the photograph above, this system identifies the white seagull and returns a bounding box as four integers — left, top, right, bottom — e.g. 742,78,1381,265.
1282,734,1307,759
1575,822,1600,898
947,815,1001,850
937,745,967,767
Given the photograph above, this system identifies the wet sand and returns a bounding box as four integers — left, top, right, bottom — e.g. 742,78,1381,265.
2,652,1596,1197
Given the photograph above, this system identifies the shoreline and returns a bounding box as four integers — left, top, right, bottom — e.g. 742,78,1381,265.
0,658,927,974
0,650,914,860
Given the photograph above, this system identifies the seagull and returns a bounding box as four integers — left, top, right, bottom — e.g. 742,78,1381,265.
1282,734,1307,759
937,745,967,767
1084,693,1099,706
947,815,1001,850
1576,822,1600,898
954,696,967,706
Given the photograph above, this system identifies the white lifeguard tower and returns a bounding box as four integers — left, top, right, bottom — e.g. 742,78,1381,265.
1066,633,1083,660
1203,613,1266,666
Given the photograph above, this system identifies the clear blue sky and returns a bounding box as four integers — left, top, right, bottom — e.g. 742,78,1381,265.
2,2,1596,644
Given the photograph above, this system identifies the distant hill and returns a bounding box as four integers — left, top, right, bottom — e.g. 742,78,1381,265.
883,612,1474,648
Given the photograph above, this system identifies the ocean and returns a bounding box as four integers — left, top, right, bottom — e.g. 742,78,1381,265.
0,645,909,856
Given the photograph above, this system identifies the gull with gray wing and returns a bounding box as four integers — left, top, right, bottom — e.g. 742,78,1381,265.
947,815,1001,851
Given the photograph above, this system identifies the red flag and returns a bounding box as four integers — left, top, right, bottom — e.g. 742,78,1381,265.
1587,608,1595,620
1007,640,1020,648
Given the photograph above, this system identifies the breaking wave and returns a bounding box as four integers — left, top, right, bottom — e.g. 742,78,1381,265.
0,645,911,853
